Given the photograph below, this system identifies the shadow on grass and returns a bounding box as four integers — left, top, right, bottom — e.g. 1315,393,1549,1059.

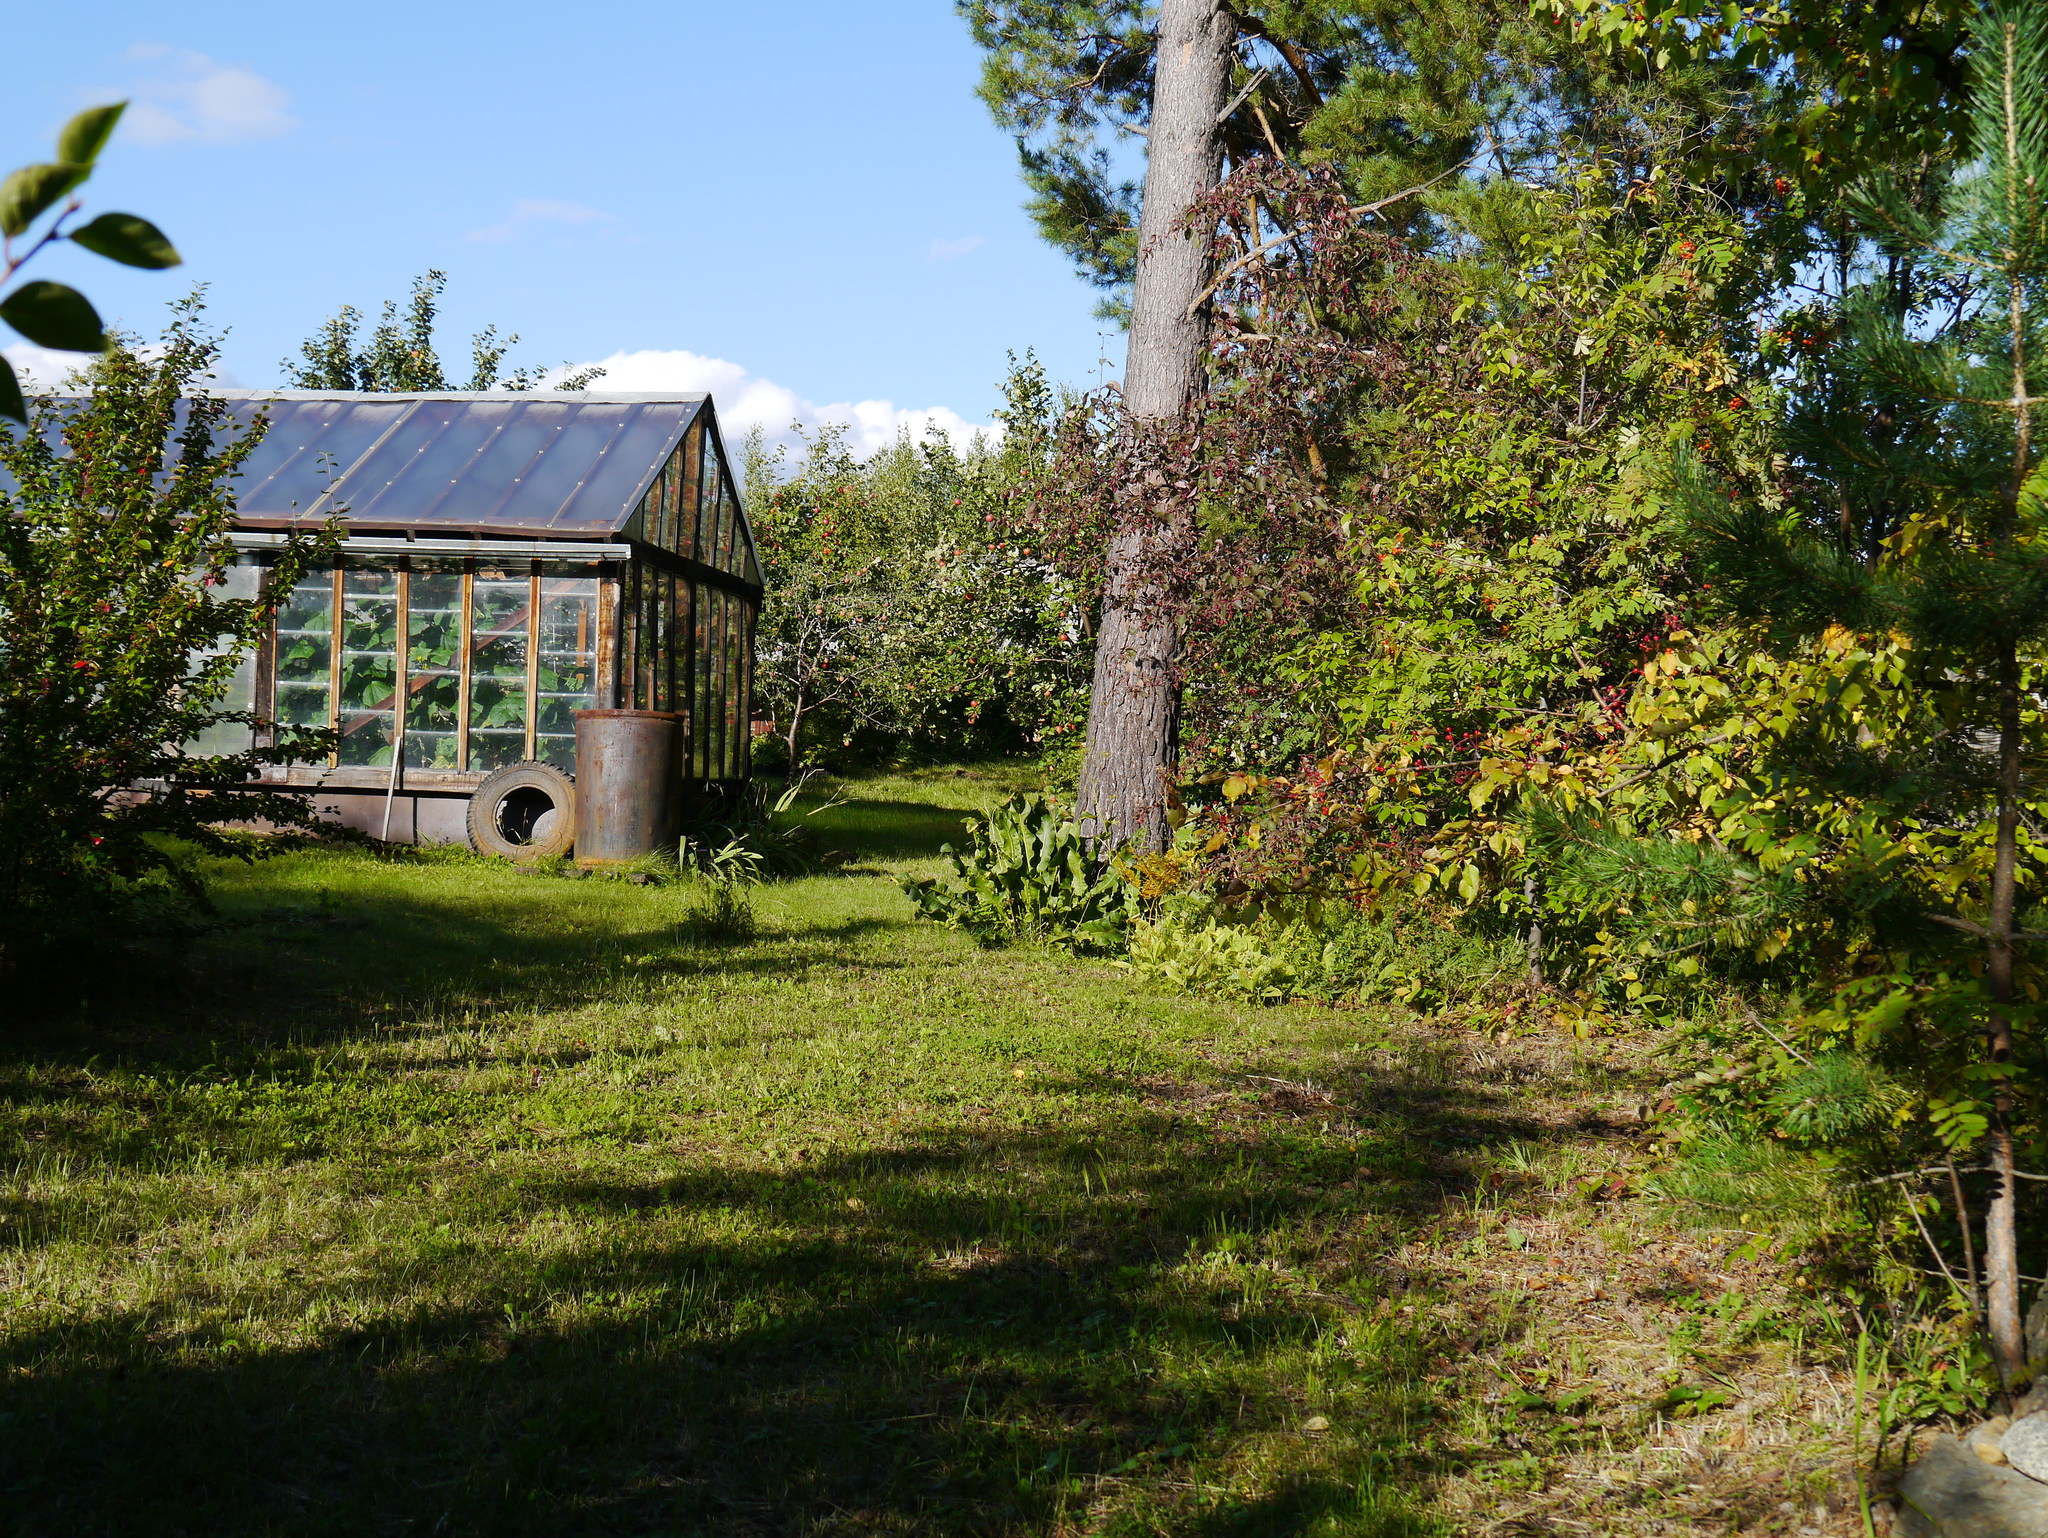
0,808,1571,1534
804,797,978,862
0,1114,1469,1537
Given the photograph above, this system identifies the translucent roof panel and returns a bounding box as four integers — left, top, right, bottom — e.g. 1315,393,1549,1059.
212,391,706,538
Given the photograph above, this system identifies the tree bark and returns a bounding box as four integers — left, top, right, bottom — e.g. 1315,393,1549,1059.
1074,0,1235,853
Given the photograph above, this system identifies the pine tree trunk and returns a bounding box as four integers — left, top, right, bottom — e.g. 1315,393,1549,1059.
1985,643,2025,1387
1074,0,1235,853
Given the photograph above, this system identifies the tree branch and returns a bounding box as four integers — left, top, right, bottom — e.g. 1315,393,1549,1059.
1228,11,1323,107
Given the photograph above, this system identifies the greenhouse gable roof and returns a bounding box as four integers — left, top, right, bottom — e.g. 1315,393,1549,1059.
210,390,710,539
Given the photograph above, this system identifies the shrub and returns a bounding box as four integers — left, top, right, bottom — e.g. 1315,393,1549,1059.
901,793,1135,952
0,306,336,992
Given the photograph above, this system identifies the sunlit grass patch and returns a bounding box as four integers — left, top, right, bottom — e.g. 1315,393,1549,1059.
0,779,1864,1534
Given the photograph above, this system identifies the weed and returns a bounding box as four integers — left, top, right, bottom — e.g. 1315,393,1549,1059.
674,878,759,944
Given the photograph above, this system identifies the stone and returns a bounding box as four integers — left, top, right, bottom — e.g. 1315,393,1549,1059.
2005,1416,2048,1483
2027,1287,2048,1372
1970,1418,2014,1466
1898,1434,2048,1537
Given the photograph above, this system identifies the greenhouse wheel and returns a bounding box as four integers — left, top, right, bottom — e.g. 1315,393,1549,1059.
466,762,576,862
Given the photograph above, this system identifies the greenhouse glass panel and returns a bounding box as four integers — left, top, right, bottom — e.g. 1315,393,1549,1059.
635,564,660,711
666,444,687,552
681,422,703,559
274,567,335,744
692,581,715,778
710,587,731,777
717,483,739,575
536,566,601,769
723,589,743,778
616,564,639,710
405,565,464,769
184,559,260,758
651,572,674,712
675,573,700,770
659,573,684,712
739,599,757,770
469,567,531,770
487,410,625,525
651,445,679,552
697,447,721,566
338,564,400,767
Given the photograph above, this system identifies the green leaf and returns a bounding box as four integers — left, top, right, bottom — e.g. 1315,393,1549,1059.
56,103,126,167
69,212,180,270
0,280,107,352
0,162,88,238
0,354,23,425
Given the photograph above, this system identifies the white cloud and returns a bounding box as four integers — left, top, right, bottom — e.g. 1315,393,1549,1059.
929,234,985,262
548,349,994,458
4,344,93,390
117,45,298,146
464,199,614,244
5,343,240,391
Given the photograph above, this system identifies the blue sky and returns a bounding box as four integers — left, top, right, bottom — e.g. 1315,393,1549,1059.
4,2,1117,450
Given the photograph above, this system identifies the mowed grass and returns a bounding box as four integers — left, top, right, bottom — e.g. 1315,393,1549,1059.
0,767,1862,1536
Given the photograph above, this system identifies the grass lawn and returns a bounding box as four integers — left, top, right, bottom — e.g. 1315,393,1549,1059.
1,766,1866,1536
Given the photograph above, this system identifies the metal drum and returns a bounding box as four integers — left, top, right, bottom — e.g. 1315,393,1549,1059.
571,709,684,867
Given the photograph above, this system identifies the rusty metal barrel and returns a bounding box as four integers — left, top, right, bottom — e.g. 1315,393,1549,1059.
572,709,684,868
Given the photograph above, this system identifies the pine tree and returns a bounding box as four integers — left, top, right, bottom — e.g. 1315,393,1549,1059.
1681,0,2048,1386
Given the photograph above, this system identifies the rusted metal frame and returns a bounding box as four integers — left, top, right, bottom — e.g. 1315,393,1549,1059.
614,563,634,711
596,567,620,711
625,539,761,600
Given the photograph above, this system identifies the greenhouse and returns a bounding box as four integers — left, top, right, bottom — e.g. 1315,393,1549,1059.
202,390,761,851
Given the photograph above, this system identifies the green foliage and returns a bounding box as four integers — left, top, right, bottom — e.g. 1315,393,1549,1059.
0,303,338,985
1765,1053,1909,1144
678,771,845,881
1542,0,1967,184
282,271,605,393
1120,896,1299,1000
901,793,1136,950
673,878,759,944
0,102,181,421
746,355,1091,770
962,0,1759,313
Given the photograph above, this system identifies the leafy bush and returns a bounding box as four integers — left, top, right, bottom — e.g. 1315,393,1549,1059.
0,307,336,993
900,793,1135,952
1119,897,1297,1000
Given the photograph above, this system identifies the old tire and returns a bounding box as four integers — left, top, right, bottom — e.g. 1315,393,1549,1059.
467,761,576,862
